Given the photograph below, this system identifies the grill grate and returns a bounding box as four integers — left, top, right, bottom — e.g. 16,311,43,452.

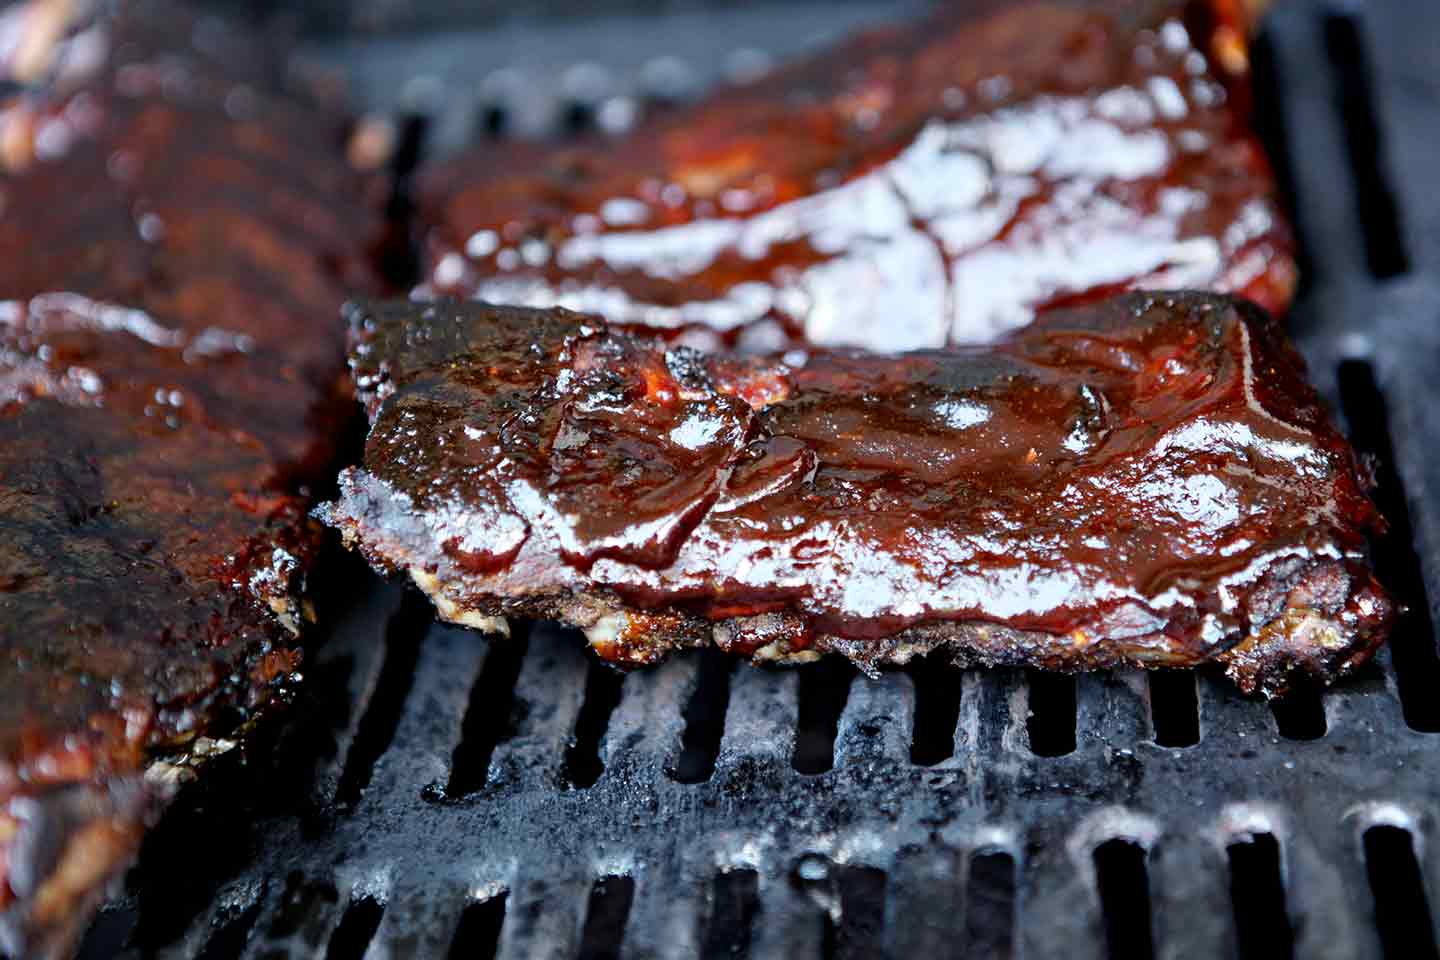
58,0,1440,957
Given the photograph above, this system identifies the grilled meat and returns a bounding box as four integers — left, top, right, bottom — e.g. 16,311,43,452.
417,0,1295,352
320,294,1391,697
0,5,380,955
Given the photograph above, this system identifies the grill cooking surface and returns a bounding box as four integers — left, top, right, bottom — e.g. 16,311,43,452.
63,1,1440,957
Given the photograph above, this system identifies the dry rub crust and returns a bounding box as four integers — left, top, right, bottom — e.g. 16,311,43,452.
321,295,1392,698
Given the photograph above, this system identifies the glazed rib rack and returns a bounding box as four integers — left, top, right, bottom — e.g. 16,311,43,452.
47,0,1440,957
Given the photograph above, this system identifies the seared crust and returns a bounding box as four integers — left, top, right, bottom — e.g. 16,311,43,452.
417,0,1295,351
0,2,380,952
321,294,1391,698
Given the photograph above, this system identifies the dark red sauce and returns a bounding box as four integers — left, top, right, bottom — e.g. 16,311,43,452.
324,294,1389,694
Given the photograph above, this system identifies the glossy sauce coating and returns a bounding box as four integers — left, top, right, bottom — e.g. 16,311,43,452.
419,0,1295,352
0,1,380,943
324,294,1390,696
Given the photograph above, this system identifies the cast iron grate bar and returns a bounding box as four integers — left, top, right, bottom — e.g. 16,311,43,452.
1337,359,1440,732
882,844,966,955
1250,4,1370,284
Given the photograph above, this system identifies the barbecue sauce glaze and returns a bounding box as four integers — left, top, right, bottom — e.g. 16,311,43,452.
323,294,1390,696
419,0,1295,351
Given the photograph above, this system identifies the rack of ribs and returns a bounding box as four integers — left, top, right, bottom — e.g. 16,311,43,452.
417,0,1295,352
320,293,1391,699
0,3,381,954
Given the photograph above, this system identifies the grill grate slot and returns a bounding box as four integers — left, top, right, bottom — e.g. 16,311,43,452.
266,875,341,946
475,101,509,140
194,900,262,960
669,649,734,784
334,592,430,808
446,626,530,797
1249,29,1310,281
800,862,887,960
1147,671,1200,748
1094,839,1155,960
791,658,856,774
120,757,274,951
374,108,428,287
1025,671,1077,757
700,869,760,958
1227,833,1295,960
1363,825,1440,960
907,655,964,765
1323,14,1410,278
576,876,635,960
1269,680,1328,740
561,660,626,789
448,893,507,960
964,850,1017,959
1251,4,1372,283
324,898,383,960
557,63,612,137
389,110,428,180
74,910,137,960
1337,359,1440,732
